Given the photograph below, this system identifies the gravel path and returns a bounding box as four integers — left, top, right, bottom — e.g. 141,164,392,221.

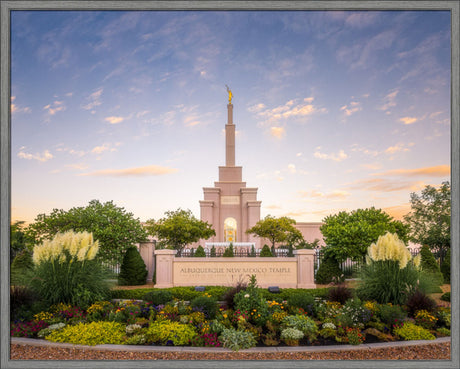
10,340,451,361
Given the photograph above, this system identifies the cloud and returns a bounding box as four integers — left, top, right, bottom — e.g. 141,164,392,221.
372,165,450,177
399,117,417,125
105,116,124,124
378,89,399,112
43,100,66,116
384,143,412,155
346,178,426,193
270,126,286,139
314,149,348,162
287,164,296,174
17,148,53,162
340,101,362,116
79,165,178,177
251,97,327,126
82,88,103,111
91,143,119,155
299,189,351,199
11,96,31,114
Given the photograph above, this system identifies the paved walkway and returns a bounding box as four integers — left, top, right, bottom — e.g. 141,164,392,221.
11,336,451,353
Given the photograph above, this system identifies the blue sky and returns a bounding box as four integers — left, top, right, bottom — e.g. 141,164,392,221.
11,10,451,224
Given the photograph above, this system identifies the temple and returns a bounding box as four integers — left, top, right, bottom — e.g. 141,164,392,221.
199,97,262,248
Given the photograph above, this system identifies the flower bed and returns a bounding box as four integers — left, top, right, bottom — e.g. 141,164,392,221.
11,281,451,352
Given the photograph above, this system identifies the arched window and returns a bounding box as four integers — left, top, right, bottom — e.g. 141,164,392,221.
224,217,237,242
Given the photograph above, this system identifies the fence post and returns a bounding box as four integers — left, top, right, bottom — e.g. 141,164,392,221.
154,249,175,288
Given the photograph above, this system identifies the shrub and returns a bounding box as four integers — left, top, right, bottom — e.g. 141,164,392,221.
191,332,221,347
143,290,173,305
233,276,270,326
118,246,148,286
315,253,342,284
259,245,273,257
11,250,34,285
414,310,438,329
223,244,234,257
287,292,316,315
327,285,353,304
436,307,451,328
405,290,437,317
219,328,257,351
222,281,247,310
194,245,206,257
440,251,450,283
10,285,40,322
191,295,218,319
280,327,304,345
37,322,66,338
393,322,435,341
436,327,450,337
338,298,372,327
111,288,154,300
419,245,440,273
46,321,125,345
346,327,365,345
377,303,407,329
249,245,256,257
30,231,111,309
210,246,216,257
357,259,419,305
440,292,450,302
281,314,318,342
147,320,197,346
10,320,49,338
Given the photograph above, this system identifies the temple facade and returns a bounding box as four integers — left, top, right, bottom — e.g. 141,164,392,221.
199,99,263,248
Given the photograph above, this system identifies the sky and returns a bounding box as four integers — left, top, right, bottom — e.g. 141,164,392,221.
10,10,451,225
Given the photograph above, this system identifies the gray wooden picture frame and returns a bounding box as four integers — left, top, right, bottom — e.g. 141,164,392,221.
1,1,458,368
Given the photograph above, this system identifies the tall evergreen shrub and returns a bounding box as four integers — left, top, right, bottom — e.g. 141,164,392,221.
210,246,216,257
260,245,273,257
440,250,450,283
223,244,234,257
118,246,148,286
420,245,440,273
194,245,206,257
315,252,342,284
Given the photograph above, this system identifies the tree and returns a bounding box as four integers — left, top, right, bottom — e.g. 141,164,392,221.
10,221,33,263
404,181,450,255
25,200,148,266
145,208,215,255
118,246,148,286
320,207,409,263
246,215,303,249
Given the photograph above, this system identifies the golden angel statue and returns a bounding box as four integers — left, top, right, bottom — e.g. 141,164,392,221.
226,85,233,103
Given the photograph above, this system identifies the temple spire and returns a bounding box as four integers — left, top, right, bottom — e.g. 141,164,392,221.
225,87,235,166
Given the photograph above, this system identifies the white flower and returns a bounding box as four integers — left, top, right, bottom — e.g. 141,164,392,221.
244,294,250,298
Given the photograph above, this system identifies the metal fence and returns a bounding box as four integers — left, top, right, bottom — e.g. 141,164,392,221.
312,248,450,278
178,247,292,258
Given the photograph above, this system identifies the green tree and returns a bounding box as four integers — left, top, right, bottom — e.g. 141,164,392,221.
194,245,206,257
246,215,302,249
145,209,215,255
320,207,409,263
25,200,148,266
404,181,450,255
118,246,148,286
259,244,273,257
10,221,33,263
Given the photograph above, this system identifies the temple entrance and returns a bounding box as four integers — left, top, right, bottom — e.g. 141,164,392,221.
224,217,237,242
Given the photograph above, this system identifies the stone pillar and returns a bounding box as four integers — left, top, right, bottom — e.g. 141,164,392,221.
138,242,155,282
154,249,175,288
295,249,316,289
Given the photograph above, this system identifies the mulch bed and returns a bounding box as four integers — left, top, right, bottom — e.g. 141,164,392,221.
10,342,450,361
